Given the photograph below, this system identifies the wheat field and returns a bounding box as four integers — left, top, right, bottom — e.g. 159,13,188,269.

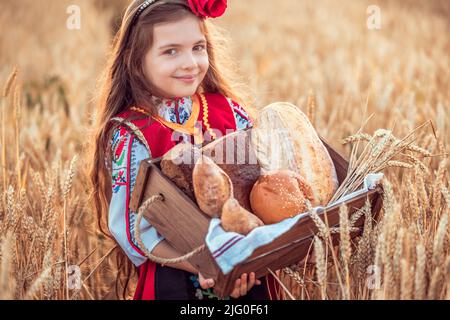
0,0,448,300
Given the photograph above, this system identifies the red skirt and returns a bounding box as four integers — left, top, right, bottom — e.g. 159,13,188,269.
133,260,280,300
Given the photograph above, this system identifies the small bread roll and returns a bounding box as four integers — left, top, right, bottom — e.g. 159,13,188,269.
250,170,315,224
201,129,260,212
193,155,233,218
221,197,264,235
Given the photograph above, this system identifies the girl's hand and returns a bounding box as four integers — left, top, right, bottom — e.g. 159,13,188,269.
198,272,215,290
230,272,261,299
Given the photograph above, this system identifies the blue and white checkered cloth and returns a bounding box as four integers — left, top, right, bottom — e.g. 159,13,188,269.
205,173,384,275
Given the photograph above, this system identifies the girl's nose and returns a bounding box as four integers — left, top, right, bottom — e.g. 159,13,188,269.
181,52,198,70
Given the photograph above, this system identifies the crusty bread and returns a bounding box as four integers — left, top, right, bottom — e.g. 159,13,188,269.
192,155,233,218
161,130,260,212
202,129,260,211
250,170,315,224
252,103,339,206
160,143,200,200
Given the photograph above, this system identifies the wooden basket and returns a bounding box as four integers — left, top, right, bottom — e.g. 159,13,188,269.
130,139,384,298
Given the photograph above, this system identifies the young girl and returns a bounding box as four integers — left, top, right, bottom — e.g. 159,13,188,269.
89,0,279,300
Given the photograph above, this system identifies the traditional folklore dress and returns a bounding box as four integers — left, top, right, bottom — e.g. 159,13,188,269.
107,92,279,300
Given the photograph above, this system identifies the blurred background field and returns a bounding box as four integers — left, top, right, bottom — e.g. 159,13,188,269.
0,0,448,299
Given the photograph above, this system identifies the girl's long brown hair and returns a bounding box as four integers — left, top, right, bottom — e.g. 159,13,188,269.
88,0,253,299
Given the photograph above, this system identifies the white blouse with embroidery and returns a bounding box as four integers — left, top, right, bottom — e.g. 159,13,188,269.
108,96,253,267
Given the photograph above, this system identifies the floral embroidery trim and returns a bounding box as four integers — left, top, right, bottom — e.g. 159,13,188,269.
111,127,129,194
112,170,127,194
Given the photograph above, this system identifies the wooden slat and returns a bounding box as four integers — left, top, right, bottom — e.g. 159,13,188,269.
136,161,218,277
129,159,152,213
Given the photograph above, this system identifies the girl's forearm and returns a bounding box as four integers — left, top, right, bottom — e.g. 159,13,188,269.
150,239,198,274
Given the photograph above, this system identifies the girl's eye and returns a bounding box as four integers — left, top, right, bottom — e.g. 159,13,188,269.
165,49,177,56
164,45,205,56
194,44,206,51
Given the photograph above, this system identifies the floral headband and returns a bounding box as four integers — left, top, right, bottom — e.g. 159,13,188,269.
136,0,227,19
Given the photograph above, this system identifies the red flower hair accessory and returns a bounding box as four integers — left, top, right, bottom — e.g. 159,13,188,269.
135,0,227,20
187,0,228,19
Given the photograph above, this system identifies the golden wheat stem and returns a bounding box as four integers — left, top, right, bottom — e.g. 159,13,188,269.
339,204,351,300
2,96,7,200
24,267,51,300
444,256,450,300
267,268,295,300
400,259,413,300
13,84,22,188
432,158,447,212
432,213,448,269
81,245,118,286
427,267,442,300
0,232,14,299
314,236,327,300
62,155,77,300
2,68,18,98
441,186,450,207
307,89,316,127
321,209,346,296
414,243,426,299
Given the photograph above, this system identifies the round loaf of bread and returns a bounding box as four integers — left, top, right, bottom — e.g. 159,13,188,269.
250,170,315,224
252,102,339,206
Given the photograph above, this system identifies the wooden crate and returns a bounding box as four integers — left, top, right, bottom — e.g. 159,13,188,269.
130,139,384,298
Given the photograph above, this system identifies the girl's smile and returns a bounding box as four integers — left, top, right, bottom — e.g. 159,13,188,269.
174,74,198,83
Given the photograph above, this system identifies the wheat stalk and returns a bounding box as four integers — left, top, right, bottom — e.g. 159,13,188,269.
432,213,448,270
427,267,442,300
62,155,77,300
332,122,432,203
307,89,316,126
314,236,327,300
0,232,15,299
432,158,447,211
24,267,51,300
414,243,426,299
400,258,414,300
339,204,351,299
445,256,450,300
2,69,18,202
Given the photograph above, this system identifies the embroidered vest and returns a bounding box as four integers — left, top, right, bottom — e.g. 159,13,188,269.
110,93,237,159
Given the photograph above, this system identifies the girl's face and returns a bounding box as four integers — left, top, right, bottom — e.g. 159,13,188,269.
144,14,209,99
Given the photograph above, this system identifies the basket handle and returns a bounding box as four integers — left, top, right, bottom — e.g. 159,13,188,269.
134,194,206,266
